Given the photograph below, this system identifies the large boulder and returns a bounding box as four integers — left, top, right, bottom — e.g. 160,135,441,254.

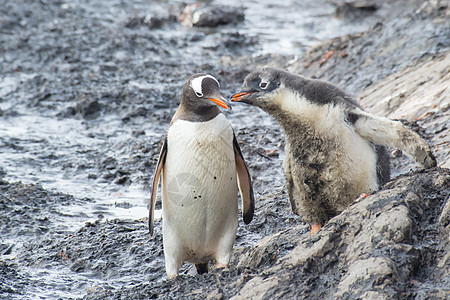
232,168,450,299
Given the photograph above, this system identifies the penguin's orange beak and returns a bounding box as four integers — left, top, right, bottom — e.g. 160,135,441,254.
209,95,231,109
230,92,253,102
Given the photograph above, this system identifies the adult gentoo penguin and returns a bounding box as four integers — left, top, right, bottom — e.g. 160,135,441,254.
231,67,436,235
149,73,254,278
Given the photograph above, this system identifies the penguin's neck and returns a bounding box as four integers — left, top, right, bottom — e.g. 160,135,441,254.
265,90,322,136
273,109,313,141
172,102,222,124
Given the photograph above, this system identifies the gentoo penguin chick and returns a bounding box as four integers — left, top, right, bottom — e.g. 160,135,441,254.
231,67,436,235
149,74,255,278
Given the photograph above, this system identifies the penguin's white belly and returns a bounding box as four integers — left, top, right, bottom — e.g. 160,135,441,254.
162,114,238,263
318,105,379,193
314,113,379,194
335,130,378,192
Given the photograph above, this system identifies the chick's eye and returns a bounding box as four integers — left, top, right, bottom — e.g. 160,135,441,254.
195,92,203,97
259,82,268,89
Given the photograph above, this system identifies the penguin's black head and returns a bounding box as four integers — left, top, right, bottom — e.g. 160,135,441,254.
230,67,284,110
182,73,231,111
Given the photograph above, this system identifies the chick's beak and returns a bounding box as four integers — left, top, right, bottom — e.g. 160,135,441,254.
230,92,253,102
209,94,231,110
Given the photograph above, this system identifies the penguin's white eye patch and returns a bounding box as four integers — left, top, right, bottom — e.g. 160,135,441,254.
190,74,218,98
259,81,269,89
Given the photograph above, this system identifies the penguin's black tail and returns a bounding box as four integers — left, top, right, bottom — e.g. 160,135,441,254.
195,263,208,275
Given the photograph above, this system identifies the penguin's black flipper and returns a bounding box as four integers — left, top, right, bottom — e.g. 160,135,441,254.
233,134,255,224
351,108,437,169
149,137,168,236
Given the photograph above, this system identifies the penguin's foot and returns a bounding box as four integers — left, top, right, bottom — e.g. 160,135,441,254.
168,274,178,279
355,193,371,203
310,224,322,235
215,263,228,269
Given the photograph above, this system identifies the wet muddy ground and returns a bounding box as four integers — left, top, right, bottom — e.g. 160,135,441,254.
1,0,449,298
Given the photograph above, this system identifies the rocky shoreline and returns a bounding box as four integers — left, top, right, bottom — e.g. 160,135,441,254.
1,0,449,298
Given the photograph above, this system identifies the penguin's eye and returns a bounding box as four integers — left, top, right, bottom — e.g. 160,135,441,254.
195,91,203,97
259,82,268,89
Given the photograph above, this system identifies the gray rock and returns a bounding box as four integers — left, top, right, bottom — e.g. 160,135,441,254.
180,4,245,27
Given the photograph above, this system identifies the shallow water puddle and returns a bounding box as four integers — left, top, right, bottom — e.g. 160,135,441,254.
0,113,155,225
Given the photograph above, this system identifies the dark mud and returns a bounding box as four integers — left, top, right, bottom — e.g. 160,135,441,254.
1,0,449,298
